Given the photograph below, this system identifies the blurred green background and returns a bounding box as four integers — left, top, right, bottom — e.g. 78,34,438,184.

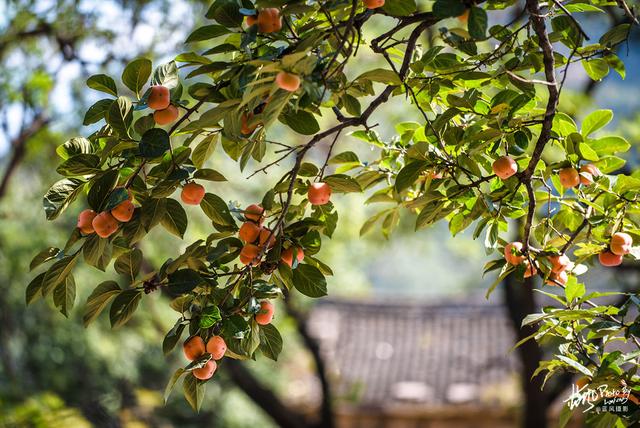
1,0,640,426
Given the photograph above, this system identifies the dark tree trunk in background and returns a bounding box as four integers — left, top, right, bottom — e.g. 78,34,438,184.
503,274,548,428
225,359,308,428
284,297,335,428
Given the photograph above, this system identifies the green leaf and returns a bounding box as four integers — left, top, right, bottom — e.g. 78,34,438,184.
152,61,179,89
30,247,60,271
395,161,427,192
26,273,45,305
578,142,599,161
342,94,361,116
122,58,152,98
564,275,585,302
355,68,401,85
599,23,630,47
140,197,168,231
83,233,111,271
161,198,188,238
322,174,362,193
192,135,218,168
381,0,416,16
164,368,186,403
193,168,227,181
258,323,283,361
292,264,327,298
86,74,117,96
83,280,121,326
186,25,230,42
163,321,186,355
53,275,76,317
56,154,101,176
280,110,320,135
109,289,143,328
199,305,222,329
106,96,133,138
83,99,113,125
139,128,170,158
432,0,465,18
42,254,79,297
182,374,206,412
56,137,92,160
114,249,143,281
200,193,235,226
581,109,612,137
167,269,204,294
87,170,119,211
205,0,244,28
588,136,629,155
581,58,609,81
43,178,86,220
555,354,592,377
468,7,488,39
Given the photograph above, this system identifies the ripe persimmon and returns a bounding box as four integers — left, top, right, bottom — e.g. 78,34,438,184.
504,242,525,265
523,260,537,278
92,212,118,238
559,167,580,189
255,301,274,325
244,204,264,223
154,104,179,125
363,0,385,9
240,244,261,266
193,359,217,380
546,270,568,286
181,183,205,205
275,71,301,92
147,85,171,110
111,199,134,222
245,14,257,26
256,8,282,33
239,221,261,243
308,182,331,205
183,336,205,361
77,209,97,234
599,250,623,267
241,112,259,136
259,228,276,248
610,232,633,256
579,163,601,185
549,254,570,273
492,156,517,180
281,246,304,268
206,336,227,360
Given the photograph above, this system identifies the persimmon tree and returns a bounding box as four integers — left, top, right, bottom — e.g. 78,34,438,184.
27,0,640,424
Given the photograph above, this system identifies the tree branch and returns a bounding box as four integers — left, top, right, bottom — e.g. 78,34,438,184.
0,112,49,200
225,359,308,428
284,295,334,428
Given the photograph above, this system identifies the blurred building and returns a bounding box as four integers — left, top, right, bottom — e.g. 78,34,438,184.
305,300,561,428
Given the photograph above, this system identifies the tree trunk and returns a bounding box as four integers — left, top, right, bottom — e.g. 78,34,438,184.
503,274,548,428
225,359,308,428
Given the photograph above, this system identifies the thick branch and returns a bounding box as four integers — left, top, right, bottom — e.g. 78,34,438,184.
284,296,334,428
0,113,49,200
225,359,308,428
521,0,560,251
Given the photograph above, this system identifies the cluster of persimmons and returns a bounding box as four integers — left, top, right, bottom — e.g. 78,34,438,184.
148,85,180,125
180,299,275,380
238,182,332,268
77,190,135,238
492,155,634,281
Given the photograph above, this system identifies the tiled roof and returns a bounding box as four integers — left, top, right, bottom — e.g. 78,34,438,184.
307,300,521,408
